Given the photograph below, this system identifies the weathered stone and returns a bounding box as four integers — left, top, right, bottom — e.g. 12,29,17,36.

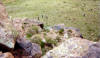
64,27,83,38
82,42,100,58
0,52,14,58
0,1,8,20
13,37,42,58
0,0,16,49
42,37,94,58
0,27,17,48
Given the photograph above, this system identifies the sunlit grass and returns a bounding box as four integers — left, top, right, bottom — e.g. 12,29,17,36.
2,0,100,41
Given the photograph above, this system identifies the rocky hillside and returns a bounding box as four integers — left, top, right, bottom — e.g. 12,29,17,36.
2,0,100,41
0,1,100,58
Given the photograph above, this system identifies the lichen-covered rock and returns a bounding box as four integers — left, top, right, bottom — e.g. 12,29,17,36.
42,37,94,58
0,26,17,48
0,1,8,20
0,1,16,49
0,52,14,58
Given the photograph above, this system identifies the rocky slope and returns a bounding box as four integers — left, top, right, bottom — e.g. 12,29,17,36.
0,1,100,58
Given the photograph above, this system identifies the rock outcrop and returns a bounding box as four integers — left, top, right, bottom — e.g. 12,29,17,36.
0,26,17,49
0,1,16,49
0,2,42,58
42,37,95,58
0,1,100,58
13,37,42,58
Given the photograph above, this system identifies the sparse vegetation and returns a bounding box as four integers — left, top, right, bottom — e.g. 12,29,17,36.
30,35,42,44
29,34,58,55
44,36,58,46
0,0,100,58
2,0,100,41
26,25,41,38
56,36,61,42
58,28,64,34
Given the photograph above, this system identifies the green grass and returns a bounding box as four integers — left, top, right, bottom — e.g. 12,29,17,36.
2,0,100,41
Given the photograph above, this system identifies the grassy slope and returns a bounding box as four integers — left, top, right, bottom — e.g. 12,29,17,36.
2,0,100,41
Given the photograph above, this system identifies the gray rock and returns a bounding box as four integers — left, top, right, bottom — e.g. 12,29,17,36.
0,1,16,49
82,42,100,58
42,37,94,58
0,26,17,48
64,27,83,38
13,37,42,58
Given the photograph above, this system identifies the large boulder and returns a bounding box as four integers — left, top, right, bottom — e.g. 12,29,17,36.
0,1,8,21
0,25,17,49
42,37,95,58
0,1,16,49
13,37,42,58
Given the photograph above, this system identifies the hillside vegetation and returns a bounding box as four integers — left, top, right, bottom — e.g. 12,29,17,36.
2,0,100,41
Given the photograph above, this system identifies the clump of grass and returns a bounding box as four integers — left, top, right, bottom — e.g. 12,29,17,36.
31,25,41,33
56,36,61,42
58,28,64,35
43,27,50,32
67,29,73,38
26,33,33,38
42,32,47,36
44,36,58,46
30,34,45,47
30,35,42,44
26,25,41,38
30,34,55,55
